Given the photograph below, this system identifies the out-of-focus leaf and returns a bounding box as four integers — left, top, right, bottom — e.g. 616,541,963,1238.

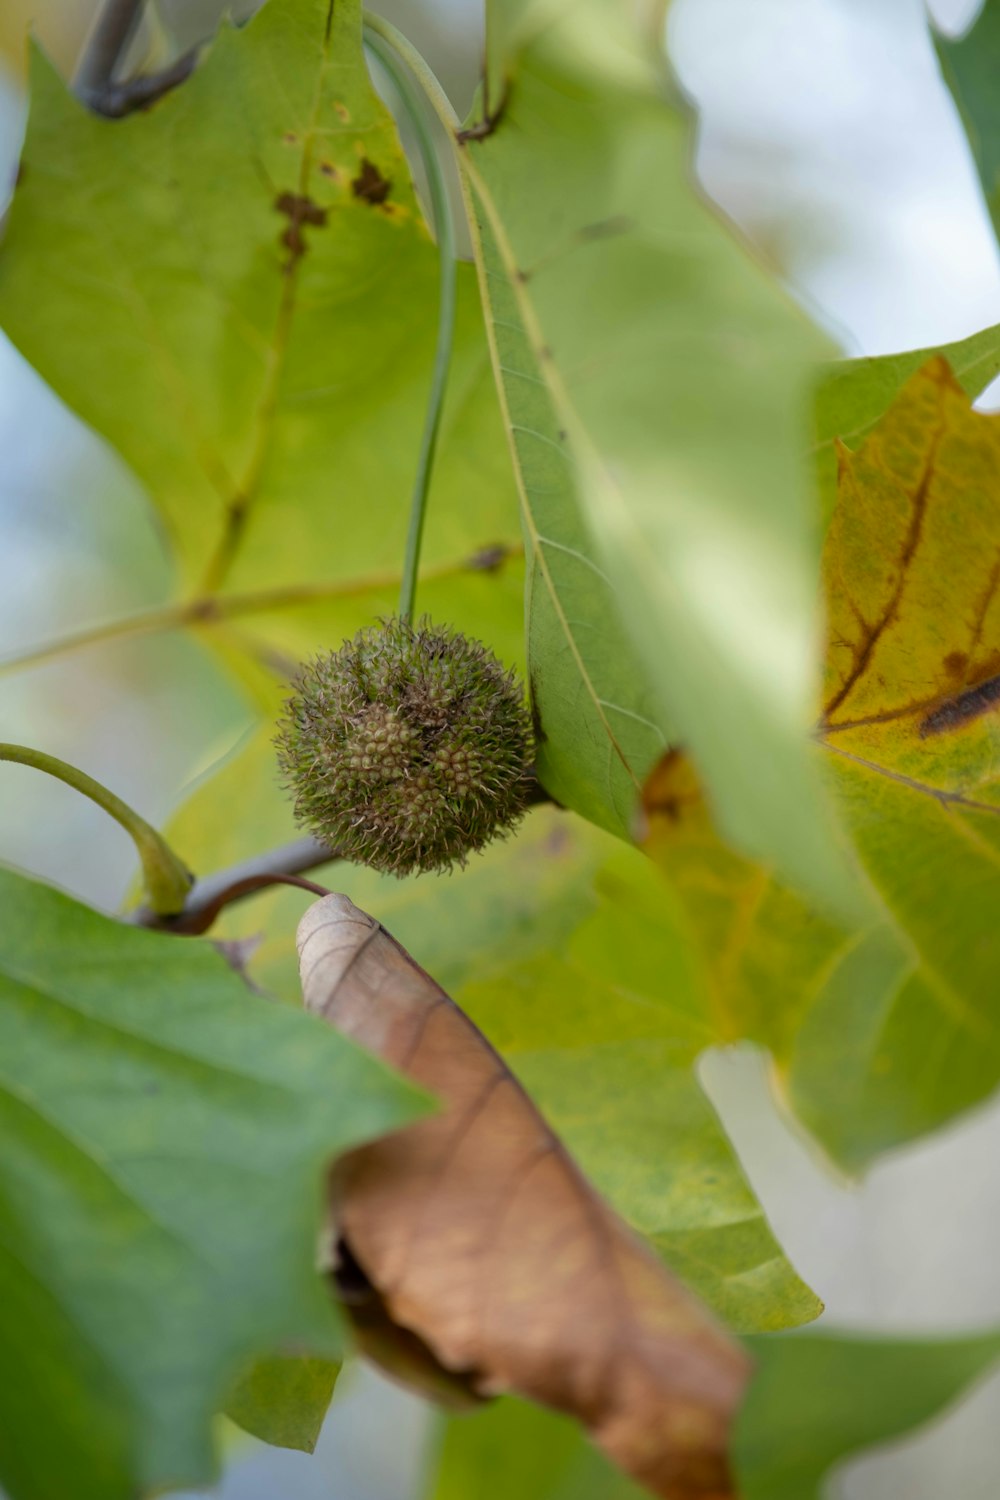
814,320,1000,517
734,1329,1000,1500
0,864,424,1500
0,0,462,587
642,753,958,1174
0,0,524,725
298,890,751,1498
226,1353,339,1453
936,1,1000,240
427,1397,648,1500
462,0,854,910
647,358,1000,1173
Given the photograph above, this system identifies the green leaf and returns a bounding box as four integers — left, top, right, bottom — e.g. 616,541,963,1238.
226,1352,339,1453
0,0,524,692
0,0,427,589
462,0,854,909
641,752,971,1174
434,1329,1000,1500
734,1330,1000,1500
427,1398,647,1500
0,864,424,1500
936,1,1000,242
785,926,978,1171
467,208,666,836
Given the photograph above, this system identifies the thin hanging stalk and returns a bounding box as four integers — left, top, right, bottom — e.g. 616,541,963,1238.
363,17,458,626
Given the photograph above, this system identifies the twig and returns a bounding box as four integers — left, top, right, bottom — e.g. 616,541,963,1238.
82,51,199,117
130,835,340,934
0,544,522,681
73,0,197,116
74,0,143,98
130,771,554,935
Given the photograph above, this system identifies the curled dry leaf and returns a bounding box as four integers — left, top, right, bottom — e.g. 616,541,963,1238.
297,894,751,1499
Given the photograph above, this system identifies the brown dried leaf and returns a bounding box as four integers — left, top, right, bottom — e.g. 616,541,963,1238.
297,894,751,1499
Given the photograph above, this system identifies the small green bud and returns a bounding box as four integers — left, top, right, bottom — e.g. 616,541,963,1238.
275,617,533,876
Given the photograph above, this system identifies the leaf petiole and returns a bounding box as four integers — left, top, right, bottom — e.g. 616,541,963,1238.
363,15,458,627
0,742,192,915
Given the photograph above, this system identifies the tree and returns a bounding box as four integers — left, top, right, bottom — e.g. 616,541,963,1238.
2,0,1000,1496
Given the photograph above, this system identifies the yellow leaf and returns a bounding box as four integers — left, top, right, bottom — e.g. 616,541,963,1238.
820,355,1000,802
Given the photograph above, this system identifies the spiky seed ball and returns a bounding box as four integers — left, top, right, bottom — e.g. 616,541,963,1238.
275,617,533,876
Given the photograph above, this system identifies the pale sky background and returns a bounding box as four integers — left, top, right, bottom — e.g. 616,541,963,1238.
2,1,1000,1495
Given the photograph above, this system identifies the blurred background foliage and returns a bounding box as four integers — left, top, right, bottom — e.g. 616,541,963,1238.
4,1,1000,1497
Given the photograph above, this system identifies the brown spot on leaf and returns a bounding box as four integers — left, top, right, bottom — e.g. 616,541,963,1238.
919,672,1000,737
319,161,340,180
456,86,508,143
467,543,511,573
578,215,635,242
637,751,704,843
334,101,351,122
543,822,573,858
352,158,391,205
274,190,328,269
944,651,968,678
529,671,547,747
283,131,297,145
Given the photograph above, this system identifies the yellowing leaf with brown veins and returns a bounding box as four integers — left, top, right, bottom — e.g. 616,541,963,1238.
643,359,1000,1173
818,360,1000,1013
822,355,1000,767
297,893,751,1500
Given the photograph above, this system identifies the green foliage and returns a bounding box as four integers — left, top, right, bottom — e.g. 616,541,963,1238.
936,0,1000,236
734,1330,1000,1500
430,1329,1000,1500
463,0,854,911
4,0,1000,1494
0,864,424,1500
428,1397,648,1500
0,0,523,674
462,205,665,837
226,1352,340,1453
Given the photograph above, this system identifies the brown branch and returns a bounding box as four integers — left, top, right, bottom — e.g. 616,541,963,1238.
130,771,554,936
130,836,340,935
74,0,198,117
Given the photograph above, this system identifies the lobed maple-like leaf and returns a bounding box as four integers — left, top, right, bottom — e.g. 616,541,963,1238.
0,865,424,1500
643,358,1000,1171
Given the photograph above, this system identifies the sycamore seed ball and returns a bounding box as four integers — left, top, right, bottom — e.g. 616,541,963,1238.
275,617,534,876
